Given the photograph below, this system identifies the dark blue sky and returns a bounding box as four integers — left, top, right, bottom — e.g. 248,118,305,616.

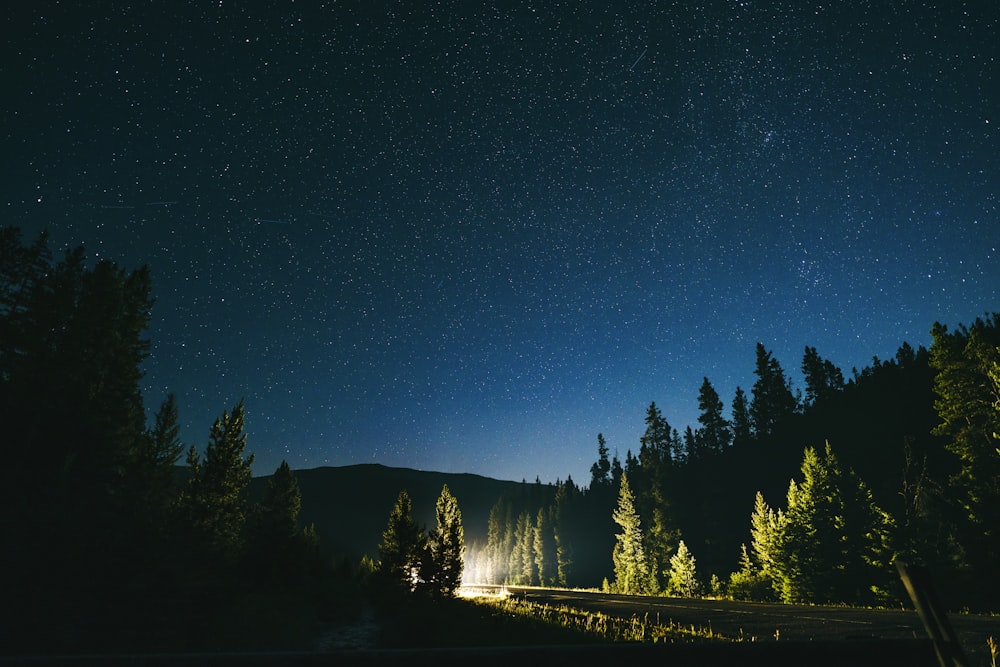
3,2,997,484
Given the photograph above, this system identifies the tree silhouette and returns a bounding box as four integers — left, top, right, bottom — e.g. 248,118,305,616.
696,377,731,455
750,343,797,439
378,490,427,594
731,386,751,447
801,346,845,407
182,401,255,561
590,432,612,488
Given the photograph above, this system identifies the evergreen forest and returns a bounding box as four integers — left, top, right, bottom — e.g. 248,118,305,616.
466,322,1000,611
2,226,998,654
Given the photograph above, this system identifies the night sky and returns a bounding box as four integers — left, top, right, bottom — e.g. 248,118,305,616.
3,2,997,485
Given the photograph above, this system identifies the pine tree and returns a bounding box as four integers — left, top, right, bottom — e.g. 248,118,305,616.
485,499,508,584
749,490,783,581
771,443,893,604
611,473,652,595
256,460,302,541
534,507,557,586
378,489,427,593
145,394,185,474
749,343,797,439
696,377,732,455
929,315,1000,580
640,402,672,469
731,386,751,447
634,402,679,590
246,460,313,584
129,393,184,531
183,401,255,560
590,433,612,489
552,480,575,586
519,511,536,585
429,484,465,598
666,540,700,598
610,452,624,490
681,425,696,463
801,346,845,407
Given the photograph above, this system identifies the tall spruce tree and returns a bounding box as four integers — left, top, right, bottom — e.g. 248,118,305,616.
534,506,557,586
639,402,672,469
552,480,575,586
246,460,320,584
429,484,465,597
183,401,255,560
128,393,185,540
518,511,536,585
731,386,752,447
590,433,612,489
635,402,678,589
378,489,427,594
611,473,652,595
749,343,797,439
929,315,1000,585
485,498,508,584
696,377,731,455
749,490,784,585
801,346,845,407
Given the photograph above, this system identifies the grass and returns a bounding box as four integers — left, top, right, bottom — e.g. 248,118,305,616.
461,588,741,645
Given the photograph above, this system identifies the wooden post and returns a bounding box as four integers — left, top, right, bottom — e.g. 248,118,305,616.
895,560,968,667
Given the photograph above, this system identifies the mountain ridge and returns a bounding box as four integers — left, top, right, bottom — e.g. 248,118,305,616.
248,462,558,563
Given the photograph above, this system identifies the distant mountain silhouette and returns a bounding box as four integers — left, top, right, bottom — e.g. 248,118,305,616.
248,463,553,563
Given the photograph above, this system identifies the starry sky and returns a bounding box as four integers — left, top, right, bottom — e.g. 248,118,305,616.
2,2,997,484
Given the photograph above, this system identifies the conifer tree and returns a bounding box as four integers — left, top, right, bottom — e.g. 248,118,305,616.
552,481,575,586
749,343,797,439
749,490,784,582
771,443,893,604
801,346,845,407
183,401,255,559
429,484,465,597
485,499,508,584
519,511,536,585
640,402,672,469
534,506,557,586
634,402,679,590
508,511,535,585
378,489,427,593
610,452,624,489
130,393,184,531
666,540,700,598
144,394,185,477
590,433,612,489
255,460,302,542
246,460,316,584
682,425,696,462
696,377,732,455
929,315,1000,579
611,473,652,595
731,386,751,447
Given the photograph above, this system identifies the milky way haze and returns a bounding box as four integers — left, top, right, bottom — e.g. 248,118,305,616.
3,2,997,483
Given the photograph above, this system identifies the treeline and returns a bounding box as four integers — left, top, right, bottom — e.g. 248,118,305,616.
468,320,1000,610
0,229,350,653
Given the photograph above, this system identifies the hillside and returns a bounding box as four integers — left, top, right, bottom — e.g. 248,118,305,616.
249,463,554,563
